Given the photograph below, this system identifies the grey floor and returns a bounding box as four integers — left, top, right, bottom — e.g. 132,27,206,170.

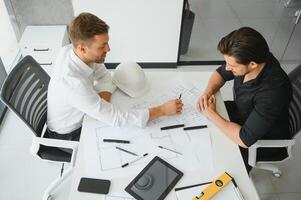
0,64,300,200
180,0,301,62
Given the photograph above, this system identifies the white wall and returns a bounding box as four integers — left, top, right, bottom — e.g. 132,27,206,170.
72,0,184,63
0,1,19,71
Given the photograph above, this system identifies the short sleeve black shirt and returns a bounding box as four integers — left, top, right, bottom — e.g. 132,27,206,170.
216,53,292,147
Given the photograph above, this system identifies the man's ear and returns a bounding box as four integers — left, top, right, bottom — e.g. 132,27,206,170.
77,42,87,54
248,61,258,69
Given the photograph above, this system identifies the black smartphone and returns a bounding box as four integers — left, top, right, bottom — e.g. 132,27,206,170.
78,177,111,194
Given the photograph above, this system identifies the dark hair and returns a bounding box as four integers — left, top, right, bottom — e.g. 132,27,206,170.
217,27,269,64
69,12,109,46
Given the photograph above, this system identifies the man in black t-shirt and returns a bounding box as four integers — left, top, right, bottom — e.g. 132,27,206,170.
198,27,292,173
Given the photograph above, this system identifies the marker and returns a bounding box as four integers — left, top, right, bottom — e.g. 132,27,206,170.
60,163,64,177
103,139,130,144
160,124,185,131
183,125,207,131
122,153,149,168
158,145,183,155
116,146,138,156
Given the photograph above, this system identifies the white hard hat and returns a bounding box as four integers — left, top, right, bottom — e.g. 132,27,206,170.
113,62,149,98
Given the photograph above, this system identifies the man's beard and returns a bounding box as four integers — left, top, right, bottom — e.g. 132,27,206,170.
95,56,105,64
95,60,104,64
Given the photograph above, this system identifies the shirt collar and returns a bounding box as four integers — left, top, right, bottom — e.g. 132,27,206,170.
253,52,273,85
241,52,272,87
69,48,94,78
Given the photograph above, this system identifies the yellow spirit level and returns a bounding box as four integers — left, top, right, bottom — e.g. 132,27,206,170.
193,172,233,200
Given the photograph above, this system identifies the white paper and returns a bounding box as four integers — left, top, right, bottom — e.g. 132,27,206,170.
112,79,208,127
85,125,214,179
104,195,133,200
81,78,215,196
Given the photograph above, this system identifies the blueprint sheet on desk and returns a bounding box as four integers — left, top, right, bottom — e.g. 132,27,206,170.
113,78,208,127
81,79,214,197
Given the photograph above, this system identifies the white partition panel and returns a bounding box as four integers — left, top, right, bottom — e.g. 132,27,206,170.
72,0,184,64
0,0,19,70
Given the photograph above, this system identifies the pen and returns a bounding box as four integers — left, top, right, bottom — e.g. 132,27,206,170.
60,163,64,177
122,153,149,168
160,124,185,130
103,139,130,144
158,145,183,155
116,146,138,156
178,93,182,100
183,125,207,131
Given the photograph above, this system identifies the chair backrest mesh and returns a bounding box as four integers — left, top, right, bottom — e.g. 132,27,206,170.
288,64,301,138
0,56,50,137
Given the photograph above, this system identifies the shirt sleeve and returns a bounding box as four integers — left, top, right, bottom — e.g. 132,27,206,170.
93,64,116,93
216,64,235,81
239,86,291,147
69,78,149,127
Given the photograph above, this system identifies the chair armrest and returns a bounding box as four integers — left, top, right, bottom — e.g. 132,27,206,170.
33,137,79,150
248,139,295,167
30,137,79,165
251,139,295,148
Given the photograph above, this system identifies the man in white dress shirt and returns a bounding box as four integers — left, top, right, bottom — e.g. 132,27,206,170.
47,13,183,141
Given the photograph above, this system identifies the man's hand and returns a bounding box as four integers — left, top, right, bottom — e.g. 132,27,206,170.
149,99,183,121
199,95,247,148
197,92,212,111
197,71,225,111
200,95,216,119
160,99,183,115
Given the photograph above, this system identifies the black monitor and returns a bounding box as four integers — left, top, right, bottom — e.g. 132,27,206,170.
0,58,8,125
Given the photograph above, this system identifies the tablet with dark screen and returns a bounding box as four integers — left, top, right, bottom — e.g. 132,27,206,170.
125,156,183,200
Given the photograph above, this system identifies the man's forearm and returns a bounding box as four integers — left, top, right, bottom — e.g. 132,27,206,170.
204,71,226,95
206,109,247,148
99,91,112,102
148,106,164,121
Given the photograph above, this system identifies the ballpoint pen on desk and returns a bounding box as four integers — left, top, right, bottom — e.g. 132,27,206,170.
158,145,183,155
103,139,130,144
60,163,64,177
116,146,138,156
161,124,185,131
183,125,208,131
122,153,149,168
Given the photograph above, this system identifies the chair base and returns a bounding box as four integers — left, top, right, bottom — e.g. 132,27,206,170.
254,163,282,177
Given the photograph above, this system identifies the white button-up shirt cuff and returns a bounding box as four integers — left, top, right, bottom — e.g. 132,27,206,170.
139,109,150,127
95,83,116,94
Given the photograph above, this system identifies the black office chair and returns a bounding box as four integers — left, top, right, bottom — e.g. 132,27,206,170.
0,56,78,200
248,64,301,177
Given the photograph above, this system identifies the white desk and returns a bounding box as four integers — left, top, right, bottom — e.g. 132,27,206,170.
69,70,259,200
